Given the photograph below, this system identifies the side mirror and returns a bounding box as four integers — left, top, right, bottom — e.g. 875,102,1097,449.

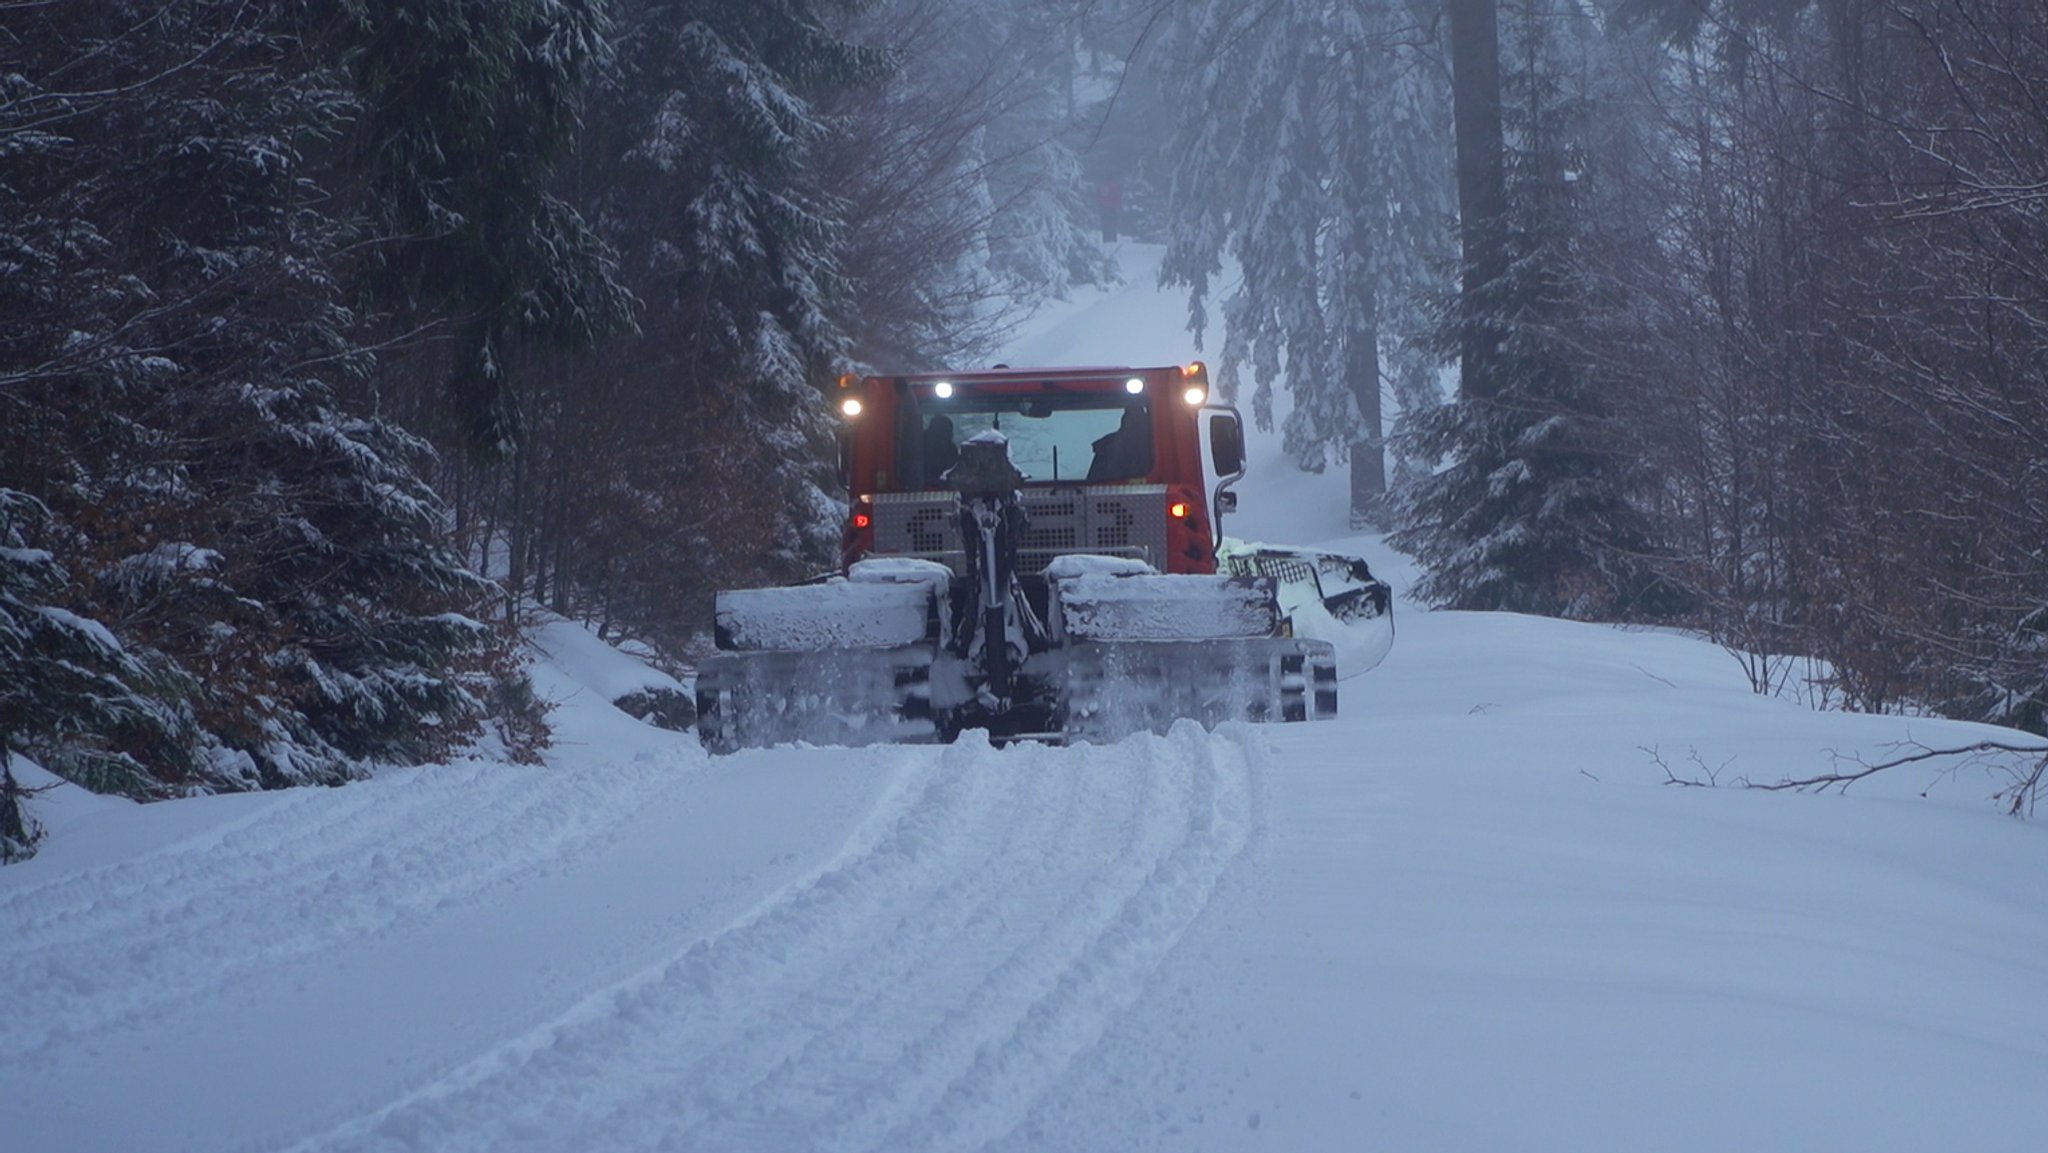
1207,411,1245,479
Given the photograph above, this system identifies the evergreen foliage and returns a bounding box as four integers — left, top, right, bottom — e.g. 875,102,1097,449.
1483,0,2048,729
819,0,1114,370
1155,0,1452,527
593,0,878,403
1392,0,1675,618
0,0,514,809
588,0,880,576
360,0,1118,658
417,0,890,653
0,491,193,804
966,3,1115,301
0,754,44,863
335,0,634,457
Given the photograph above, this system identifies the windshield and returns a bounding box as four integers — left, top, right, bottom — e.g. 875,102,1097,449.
918,396,1151,485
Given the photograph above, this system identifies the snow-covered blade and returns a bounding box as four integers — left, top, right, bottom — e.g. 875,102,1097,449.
693,636,1335,754
695,646,939,754
693,552,1337,754
1050,571,1280,641
1059,637,1336,740
715,580,937,651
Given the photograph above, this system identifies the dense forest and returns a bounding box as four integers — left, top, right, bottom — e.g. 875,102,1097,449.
4,0,2044,859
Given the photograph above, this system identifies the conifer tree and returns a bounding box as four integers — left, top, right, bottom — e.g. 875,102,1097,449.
1155,0,1452,528
334,0,634,457
1,490,189,858
483,0,886,640
1393,0,1674,617
820,0,1112,367
0,0,516,813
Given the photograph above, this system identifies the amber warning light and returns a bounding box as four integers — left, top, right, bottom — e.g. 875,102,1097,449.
1170,501,1190,519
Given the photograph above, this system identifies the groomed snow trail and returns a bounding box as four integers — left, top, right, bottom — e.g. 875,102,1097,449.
278,723,1258,1153
0,754,702,1060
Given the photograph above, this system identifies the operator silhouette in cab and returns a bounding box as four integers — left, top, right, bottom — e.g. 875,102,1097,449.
922,414,960,480
1087,404,1152,482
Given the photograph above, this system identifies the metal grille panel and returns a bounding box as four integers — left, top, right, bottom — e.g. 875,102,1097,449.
872,486,1168,573
1224,552,1317,588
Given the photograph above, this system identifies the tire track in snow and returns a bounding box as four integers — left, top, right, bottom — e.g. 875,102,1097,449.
612,744,1107,1144
276,722,1259,1153
271,737,975,1153
596,736,1126,1153
860,727,1256,1153
0,748,703,1058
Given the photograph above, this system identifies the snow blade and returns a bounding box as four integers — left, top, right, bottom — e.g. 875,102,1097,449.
1056,637,1338,743
714,579,937,651
694,645,938,755
1050,570,1281,642
694,636,1336,754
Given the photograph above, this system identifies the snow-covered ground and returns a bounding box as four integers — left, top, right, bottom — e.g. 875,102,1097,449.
7,246,2048,1153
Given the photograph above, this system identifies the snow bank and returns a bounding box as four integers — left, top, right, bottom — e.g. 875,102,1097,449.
526,614,686,703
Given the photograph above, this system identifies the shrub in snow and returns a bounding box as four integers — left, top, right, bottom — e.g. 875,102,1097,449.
611,689,697,734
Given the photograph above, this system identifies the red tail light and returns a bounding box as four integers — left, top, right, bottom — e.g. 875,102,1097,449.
842,495,877,570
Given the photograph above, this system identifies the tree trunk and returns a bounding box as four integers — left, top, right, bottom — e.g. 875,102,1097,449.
1346,302,1386,528
1339,42,1387,528
1446,0,1508,401
506,439,528,626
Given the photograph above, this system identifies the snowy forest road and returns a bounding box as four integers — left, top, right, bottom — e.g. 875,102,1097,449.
8,245,2048,1153
278,727,1257,1153
11,608,2048,1153
2,711,1279,1153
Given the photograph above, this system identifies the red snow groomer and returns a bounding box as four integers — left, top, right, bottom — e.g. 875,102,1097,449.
694,363,1391,753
